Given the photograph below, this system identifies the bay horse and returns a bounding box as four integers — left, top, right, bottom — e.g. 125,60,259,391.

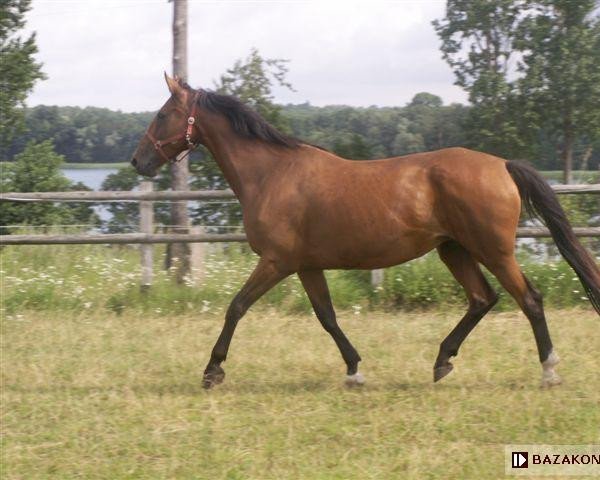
131,74,600,389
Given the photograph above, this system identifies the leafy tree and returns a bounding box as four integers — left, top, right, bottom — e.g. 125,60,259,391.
0,0,46,146
405,93,468,151
409,92,443,109
215,47,295,133
431,103,470,150
0,141,98,233
2,106,152,163
433,0,527,158
515,0,600,183
391,118,425,155
332,133,372,159
6,96,597,175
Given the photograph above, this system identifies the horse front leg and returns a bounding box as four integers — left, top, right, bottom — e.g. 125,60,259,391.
203,258,289,389
298,270,363,386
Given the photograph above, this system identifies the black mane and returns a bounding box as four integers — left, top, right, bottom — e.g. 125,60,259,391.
196,90,302,149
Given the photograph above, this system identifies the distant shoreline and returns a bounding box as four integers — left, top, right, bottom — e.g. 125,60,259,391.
61,163,128,169
1,161,128,169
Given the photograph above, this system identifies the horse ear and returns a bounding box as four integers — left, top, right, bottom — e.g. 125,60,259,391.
164,71,183,96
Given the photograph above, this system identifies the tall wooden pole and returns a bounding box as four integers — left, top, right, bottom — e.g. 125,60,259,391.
169,0,191,283
172,0,188,80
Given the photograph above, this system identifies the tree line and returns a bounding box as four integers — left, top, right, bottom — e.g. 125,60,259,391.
3,96,599,171
1,96,471,162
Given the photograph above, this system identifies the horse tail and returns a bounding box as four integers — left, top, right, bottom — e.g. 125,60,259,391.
506,160,600,316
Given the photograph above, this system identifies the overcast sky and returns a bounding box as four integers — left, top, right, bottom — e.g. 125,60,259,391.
24,0,467,112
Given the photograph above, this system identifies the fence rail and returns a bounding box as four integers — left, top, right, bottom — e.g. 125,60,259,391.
2,183,599,203
0,189,236,202
0,233,248,245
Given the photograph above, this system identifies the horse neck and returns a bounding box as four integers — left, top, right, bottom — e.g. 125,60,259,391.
199,118,291,202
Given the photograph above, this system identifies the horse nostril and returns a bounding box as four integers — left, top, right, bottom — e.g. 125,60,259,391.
131,158,138,167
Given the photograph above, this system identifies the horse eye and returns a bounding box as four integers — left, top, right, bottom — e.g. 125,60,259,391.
157,112,166,120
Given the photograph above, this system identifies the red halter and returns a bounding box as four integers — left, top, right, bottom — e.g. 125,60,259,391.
145,91,201,164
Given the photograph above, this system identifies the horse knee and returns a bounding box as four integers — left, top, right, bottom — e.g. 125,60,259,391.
488,290,499,308
439,290,497,360
529,287,543,305
524,276,544,305
226,298,247,323
523,290,544,318
314,307,337,333
470,290,498,314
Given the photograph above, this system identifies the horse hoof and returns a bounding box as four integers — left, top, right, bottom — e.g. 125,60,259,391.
433,363,454,383
345,372,365,387
541,370,562,388
202,366,225,390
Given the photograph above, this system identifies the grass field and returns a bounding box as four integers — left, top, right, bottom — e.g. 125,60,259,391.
2,308,599,479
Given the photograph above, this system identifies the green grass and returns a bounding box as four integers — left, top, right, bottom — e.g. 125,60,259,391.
2,243,598,317
2,308,599,479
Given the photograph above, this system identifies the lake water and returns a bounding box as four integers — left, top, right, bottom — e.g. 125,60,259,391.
61,167,120,223
61,168,119,190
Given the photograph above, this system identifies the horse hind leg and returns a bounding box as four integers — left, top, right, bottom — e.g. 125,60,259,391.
484,255,561,387
434,241,499,382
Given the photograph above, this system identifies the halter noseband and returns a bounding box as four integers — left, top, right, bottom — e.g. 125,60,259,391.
145,91,201,164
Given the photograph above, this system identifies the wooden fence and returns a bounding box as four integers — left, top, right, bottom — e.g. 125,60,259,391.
2,182,599,287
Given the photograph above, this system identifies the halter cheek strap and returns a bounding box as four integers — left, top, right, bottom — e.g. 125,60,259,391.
145,91,201,164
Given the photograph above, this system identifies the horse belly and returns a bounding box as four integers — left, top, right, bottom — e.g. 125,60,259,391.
301,219,443,270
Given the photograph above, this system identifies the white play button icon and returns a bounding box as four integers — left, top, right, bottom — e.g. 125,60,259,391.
512,452,529,468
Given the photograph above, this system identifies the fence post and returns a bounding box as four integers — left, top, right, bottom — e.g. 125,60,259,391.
189,225,206,285
140,181,154,290
371,269,384,289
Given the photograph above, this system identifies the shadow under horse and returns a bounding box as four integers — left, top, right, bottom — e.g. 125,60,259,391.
131,74,600,389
